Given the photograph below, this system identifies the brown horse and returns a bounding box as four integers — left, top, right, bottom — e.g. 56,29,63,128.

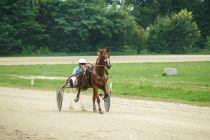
74,48,111,114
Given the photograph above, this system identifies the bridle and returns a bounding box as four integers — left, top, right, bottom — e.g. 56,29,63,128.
96,53,111,69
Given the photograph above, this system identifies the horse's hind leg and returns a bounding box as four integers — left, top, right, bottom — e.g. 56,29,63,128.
74,88,81,102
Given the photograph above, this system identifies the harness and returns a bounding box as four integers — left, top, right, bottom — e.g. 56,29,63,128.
76,54,111,87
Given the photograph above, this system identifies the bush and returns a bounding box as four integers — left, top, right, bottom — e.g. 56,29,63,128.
205,36,210,50
147,9,200,54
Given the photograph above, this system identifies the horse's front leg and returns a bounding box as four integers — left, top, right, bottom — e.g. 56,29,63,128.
92,95,97,113
102,86,108,100
74,88,81,102
96,93,103,114
93,87,103,114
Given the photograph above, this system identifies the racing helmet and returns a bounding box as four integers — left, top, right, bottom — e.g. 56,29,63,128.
78,58,87,64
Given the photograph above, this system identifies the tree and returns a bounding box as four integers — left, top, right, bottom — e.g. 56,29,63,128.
194,0,210,49
0,0,47,55
127,19,146,54
147,9,200,54
128,0,161,29
170,0,202,13
103,5,133,51
204,36,210,51
36,0,133,53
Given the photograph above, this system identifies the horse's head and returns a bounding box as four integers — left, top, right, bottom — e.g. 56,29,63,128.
97,48,112,69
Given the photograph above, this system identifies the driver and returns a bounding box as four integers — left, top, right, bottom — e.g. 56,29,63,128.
69,58,87,87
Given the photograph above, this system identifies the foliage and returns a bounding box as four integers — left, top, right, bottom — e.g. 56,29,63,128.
0,0,133,55
147,10,200,54
126,0,161,28
0,0,47,56
0,0,209,55
194,0,210,49
127,19,147,54
125,0,208,50
204,36,210,51
35,0,133,52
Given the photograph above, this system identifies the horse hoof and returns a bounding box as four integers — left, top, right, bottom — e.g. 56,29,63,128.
74,98,79,102
99,111,104,114
93,108,97,113
93,106,97,112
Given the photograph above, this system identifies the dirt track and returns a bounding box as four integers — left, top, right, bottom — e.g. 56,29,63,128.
0,87,210,140
0,55,210,65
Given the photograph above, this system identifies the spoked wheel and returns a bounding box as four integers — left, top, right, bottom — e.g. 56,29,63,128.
56,87,64,111
104,88,111,112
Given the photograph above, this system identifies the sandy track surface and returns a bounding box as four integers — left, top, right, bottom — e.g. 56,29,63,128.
0,55,210,65
0,87,210,140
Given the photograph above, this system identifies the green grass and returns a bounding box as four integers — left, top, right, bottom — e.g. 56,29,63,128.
0,62,210,106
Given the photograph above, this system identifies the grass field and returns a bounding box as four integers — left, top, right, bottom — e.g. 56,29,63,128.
0,62,210,106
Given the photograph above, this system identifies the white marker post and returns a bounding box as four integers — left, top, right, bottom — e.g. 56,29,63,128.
31,78,34,86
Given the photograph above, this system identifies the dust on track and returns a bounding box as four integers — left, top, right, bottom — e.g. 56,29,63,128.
0,87,210,140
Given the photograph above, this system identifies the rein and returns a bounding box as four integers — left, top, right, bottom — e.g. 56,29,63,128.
86,63,106,67
94,64,106,67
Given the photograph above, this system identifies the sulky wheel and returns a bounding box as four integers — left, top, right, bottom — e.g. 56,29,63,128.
104,88,111,112
56,88,64,111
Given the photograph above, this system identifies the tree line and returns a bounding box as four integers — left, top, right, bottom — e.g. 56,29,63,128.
0,0,209,56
